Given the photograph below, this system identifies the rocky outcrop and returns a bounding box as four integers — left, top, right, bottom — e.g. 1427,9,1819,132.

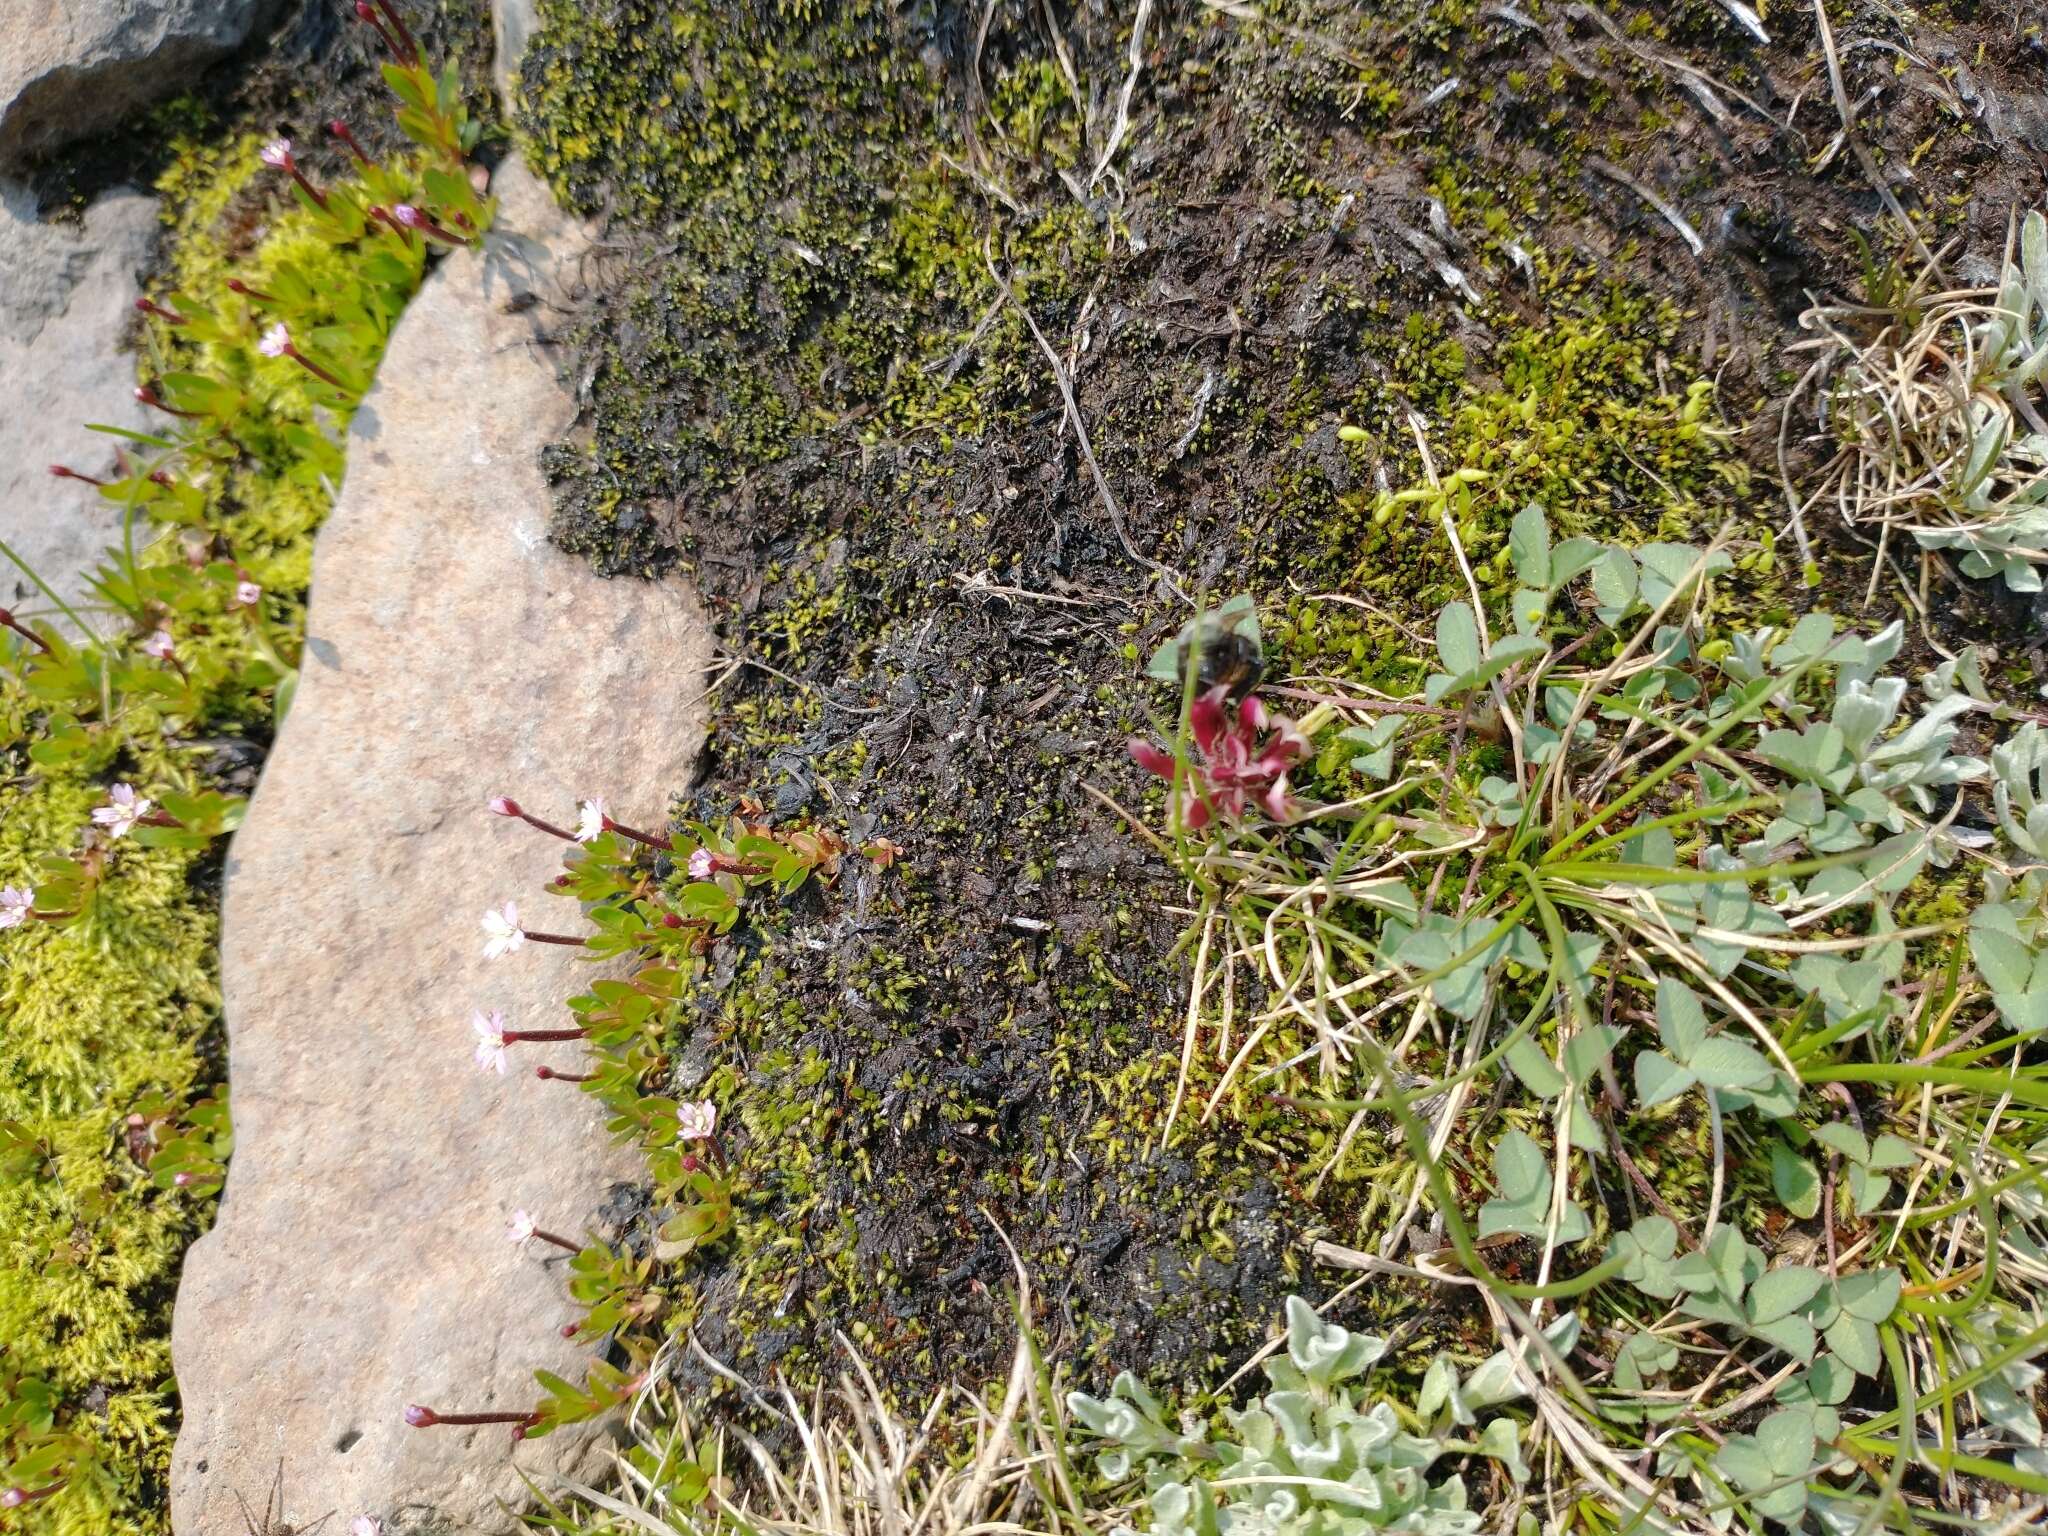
491,0,540,108
0,180,157,619
168,159,712,1535
0,0,270,168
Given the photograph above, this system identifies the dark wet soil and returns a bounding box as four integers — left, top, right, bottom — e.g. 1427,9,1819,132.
520,0,2045,1421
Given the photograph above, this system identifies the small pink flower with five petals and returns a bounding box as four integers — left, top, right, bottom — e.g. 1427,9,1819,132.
92,783,153,838
480,903,524,960
0,885,34,930
676,1100,718,1141
471,1008,510,1073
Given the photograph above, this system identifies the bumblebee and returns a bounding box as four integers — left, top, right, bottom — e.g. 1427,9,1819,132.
1190,624,1266,699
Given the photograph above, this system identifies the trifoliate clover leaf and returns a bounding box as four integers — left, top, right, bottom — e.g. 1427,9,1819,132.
1477,1129,1589,1243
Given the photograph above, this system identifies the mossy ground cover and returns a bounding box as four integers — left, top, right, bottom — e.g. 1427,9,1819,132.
515,0,2048,1492
0,7,493,1533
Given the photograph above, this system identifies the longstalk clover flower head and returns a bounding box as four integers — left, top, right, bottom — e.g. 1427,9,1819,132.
92,783,153,839
259,137,294,170
677,1100,718,1142
1128,685,1309,828
0,886,33,930
471,1008,510,1073
258,323,292,359
141,629,176,660
480,903,524,959
576,798,607,843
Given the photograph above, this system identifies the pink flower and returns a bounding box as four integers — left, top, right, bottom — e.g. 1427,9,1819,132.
480,903,524,959
576,798,607,843
141,629,176,660
350,1518,385,1536
488,795,521,817
258,323,292,359
1128,686,1310,829
235,580,262,607
676,1100,717,1141
0,885,33,930
505,1209,536,1245
259,137,294,169
471,1008,509,1073
92,783,153,839
392,204,424,228
687,848,715,881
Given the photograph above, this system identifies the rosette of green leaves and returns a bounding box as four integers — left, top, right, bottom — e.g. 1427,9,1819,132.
1068,1298,1539,1536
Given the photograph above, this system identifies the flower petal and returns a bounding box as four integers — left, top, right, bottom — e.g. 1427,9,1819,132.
1128,739,1177,779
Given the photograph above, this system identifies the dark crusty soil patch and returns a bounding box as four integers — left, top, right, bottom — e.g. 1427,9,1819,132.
519,0,2048,1420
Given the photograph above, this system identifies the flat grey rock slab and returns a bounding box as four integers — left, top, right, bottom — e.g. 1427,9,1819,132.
169,159,712,1535
0,179,157,621
0,0,269,167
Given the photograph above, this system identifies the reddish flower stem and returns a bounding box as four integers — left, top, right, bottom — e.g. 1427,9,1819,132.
375,0,422,64
535,1065,594,1083
226,278,279,304
283,344,350,393
0,609,52,654
517,812,577,842
135,297,187,325
405,1405,538,1429
135,386,203,419
354,2,402,58
530,1227,581,1253
328,120,374,168
603,817,673,851
49,464,107,487
289,167,330,211
502,1027,587,1043
520,929,587,948
0,1482,64,1510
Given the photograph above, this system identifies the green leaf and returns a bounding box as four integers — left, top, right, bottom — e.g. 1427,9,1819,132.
1589,548,1638,621
1770,1142,1822,1220
1747,1266,1825,1324
1749,1314,1818,1363
1972,918,2036,997
1686,1035,1775,1090
1560,1023,1621,1084
1503,1036,1566,1098
1654,977,1708,1062
1835,1269,1902,1323
1755,1407,1817,1477
1550,536,1605,589
1436,601,1483,676
1824,1312,1880,1375
1509,503,1551,588
1811,1122,1869,1164
1492,1129,1549,1208
1633,1050,1694,1108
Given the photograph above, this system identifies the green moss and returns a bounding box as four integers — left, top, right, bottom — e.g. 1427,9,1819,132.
0,104,445,1536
